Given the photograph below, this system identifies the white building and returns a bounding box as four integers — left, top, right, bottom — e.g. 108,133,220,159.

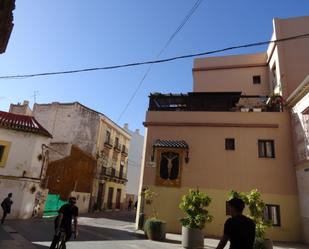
0,110,51,219
124,124,144,201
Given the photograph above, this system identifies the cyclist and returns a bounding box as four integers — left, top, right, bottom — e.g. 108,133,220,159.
49,196,79,249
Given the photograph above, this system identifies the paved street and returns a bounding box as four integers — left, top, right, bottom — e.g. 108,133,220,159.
0,211,308,249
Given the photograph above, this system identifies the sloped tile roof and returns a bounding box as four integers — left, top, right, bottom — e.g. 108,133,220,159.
153,139,189,149
0,111,52,138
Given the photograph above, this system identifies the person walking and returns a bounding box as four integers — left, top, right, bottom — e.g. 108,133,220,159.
49,196,78,249
1,193,13,224
216,197,255,249
127,199,133,211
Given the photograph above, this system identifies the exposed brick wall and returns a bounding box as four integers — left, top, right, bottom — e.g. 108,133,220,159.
44,146,95,200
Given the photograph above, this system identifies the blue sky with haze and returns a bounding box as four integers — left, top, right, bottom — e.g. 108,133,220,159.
1,0,309,133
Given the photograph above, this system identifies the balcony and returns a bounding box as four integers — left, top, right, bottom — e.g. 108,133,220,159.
101,167,127,182
121,145,128,157
148,92,283,112
104,138,113,149
114,143,122,153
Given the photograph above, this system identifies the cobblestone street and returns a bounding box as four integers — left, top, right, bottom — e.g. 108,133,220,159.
0,211,307,249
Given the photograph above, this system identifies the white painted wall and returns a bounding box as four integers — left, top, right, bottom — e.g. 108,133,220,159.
0,177,45,219
0,128,49,178
124,127,144,199
71,191,90,214
0,128,50,219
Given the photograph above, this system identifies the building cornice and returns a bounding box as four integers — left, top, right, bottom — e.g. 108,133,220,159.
192,62,268,72
286,75,309,107
144,122,279,128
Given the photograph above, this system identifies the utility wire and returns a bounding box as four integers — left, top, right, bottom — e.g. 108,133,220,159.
116,0,203,122
0,33,308,81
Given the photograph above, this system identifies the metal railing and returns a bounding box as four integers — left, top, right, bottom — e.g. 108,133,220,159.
101,167,127,180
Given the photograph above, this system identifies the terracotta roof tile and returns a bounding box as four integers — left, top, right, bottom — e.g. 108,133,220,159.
0,111,52,138
153,139,189,149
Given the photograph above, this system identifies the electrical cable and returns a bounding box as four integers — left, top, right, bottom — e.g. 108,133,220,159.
0,32,308,81
116,0,203,122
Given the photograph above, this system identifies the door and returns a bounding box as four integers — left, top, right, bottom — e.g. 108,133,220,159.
96,183,105,210
107,187,114,210
116,189,121,209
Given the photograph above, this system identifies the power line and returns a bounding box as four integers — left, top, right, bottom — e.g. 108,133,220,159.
0,33,308,81
116,0,204,122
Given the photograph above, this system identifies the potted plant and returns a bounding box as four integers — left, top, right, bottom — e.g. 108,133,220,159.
268,94,284,112
143,188,166,241
179,189,213,249
229,189,273,249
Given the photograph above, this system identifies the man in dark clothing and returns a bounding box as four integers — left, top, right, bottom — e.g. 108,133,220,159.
1,193,13,224
216,197,255,249
49,196,78,249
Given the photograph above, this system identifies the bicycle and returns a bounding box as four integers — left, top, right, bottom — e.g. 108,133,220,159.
55,229,66,249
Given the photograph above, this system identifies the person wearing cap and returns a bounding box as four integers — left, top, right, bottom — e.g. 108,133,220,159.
49,196,79,249
216,197,255,249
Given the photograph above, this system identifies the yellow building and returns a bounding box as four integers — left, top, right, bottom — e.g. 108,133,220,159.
94,116,131,210
137,16,309,243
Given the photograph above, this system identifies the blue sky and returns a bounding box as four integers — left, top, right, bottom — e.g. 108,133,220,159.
1,0,309,133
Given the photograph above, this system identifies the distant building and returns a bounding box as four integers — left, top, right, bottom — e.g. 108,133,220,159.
138,16,309,243
123,124,144,202
10,101,131,212
0,0,15,54
0,110,51,218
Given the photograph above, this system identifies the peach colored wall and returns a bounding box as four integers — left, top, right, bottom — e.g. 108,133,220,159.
142,111,297,195
193,53,270,95
272,16,309,97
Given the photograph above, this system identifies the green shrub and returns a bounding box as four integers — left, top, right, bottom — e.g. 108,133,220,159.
229,189,272,240
144,218,166,240
179,189,213,229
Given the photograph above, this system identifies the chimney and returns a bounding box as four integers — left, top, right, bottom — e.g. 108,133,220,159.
135,129,140,134
124,123,129,130
23,100,29,106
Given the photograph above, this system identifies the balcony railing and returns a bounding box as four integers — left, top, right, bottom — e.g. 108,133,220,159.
104,138,113,149
148,92,283,112
114,143,122,152
121,145,128,156
101,167,127,180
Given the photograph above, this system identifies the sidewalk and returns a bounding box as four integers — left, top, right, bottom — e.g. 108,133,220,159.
1,214,308,249
0,224,36,249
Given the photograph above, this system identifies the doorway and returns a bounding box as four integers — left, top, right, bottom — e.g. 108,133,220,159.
107,187,114,210
116,188,122,209
96,183,105,210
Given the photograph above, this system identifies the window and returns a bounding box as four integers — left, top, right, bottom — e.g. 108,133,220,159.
264,204,281,226
225,138,235,150
253,75,261,84
0,141,11,167
105,131,111,143
115,137,119,147
258,140,275,158
0,145,5,162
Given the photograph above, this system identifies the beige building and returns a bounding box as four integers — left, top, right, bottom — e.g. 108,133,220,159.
10,101,131,212
95,115,131,210
137,16,309,243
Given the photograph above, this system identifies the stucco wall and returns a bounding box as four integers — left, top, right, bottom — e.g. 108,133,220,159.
193,53,270,95
139,110,300,241
0,178,45,219
71,191,91,214
33,103,100,156
125,128,144,197
273,16,309,97
0,128,49,178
